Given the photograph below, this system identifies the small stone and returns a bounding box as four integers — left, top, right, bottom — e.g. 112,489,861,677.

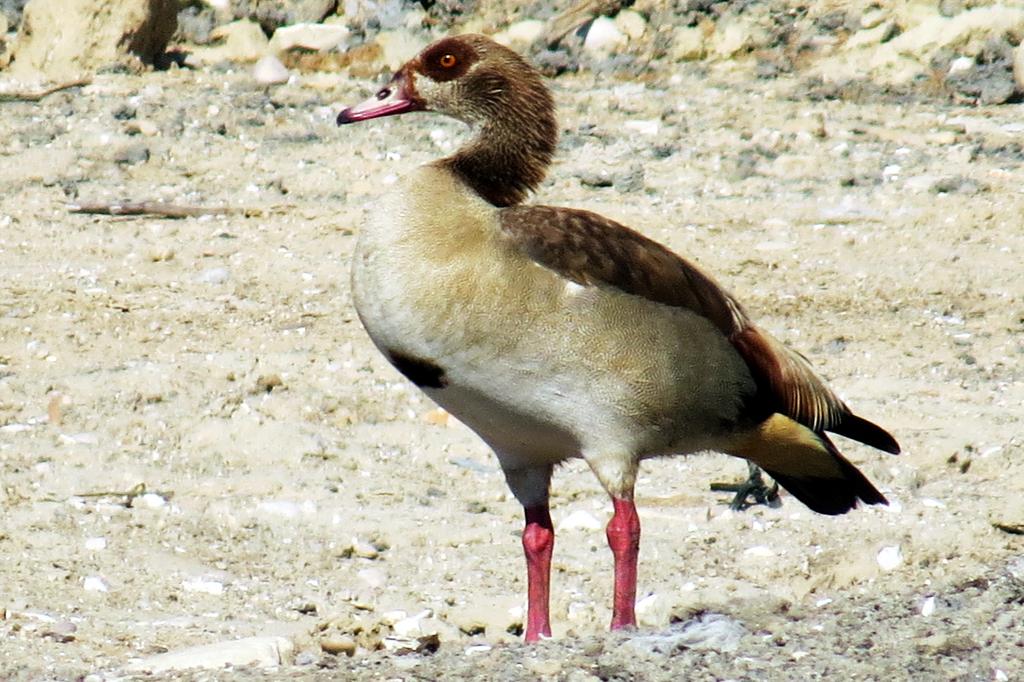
83,576,109,592
147,247,175,262
294,650,318,666
255,373,283,393
127,119,159,136
382,633,439,655
423,407,449,426
195,267,230,284
320,635,357,656
351,537,379,559
877,545,903,571
269,23,349,53
186,19,269,65
357,567,386,589
502,20,545,47
576,169,614,188
635,593,672,628
43,621,77,643
671,26,705,61
623,119,660,136
113,142,150,165
558,509,602,531
84,537,107,551
614,10,646,40
744,545,774,558
392,610,434,637
930,175,982,195
126,636,294,672
939,0,963,18
614,164,644,193
253,55,290,85
138,492,167,509
860,9,887,30
584,17,627,56
181,577,224,595
711,18,762,59
920,595,936,617
948,56,975,75
990,500,1024,535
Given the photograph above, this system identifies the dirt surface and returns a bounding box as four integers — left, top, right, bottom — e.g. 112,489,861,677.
2,39,1023,682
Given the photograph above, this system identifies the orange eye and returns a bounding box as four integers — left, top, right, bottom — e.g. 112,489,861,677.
439,53,457,68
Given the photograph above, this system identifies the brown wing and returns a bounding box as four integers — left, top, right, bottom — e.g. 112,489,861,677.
499,205,899,453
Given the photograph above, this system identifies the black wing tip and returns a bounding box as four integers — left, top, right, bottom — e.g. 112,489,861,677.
764,433,889,516
833,413,901,455
767,470,887,516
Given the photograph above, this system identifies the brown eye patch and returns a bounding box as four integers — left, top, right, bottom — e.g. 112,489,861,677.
419,37,477,82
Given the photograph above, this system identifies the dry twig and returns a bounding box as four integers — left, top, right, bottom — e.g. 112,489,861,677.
0,78,93,102
68,201,241,219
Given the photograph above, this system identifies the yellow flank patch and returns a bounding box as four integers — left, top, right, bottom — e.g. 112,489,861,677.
729,414,841,479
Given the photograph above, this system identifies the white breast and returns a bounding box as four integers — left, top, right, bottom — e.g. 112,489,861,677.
351,166,754,470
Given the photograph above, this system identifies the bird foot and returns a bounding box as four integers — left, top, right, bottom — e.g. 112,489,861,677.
710,464,780,511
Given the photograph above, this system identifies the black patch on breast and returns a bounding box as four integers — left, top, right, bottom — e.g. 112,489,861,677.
386,349,448,389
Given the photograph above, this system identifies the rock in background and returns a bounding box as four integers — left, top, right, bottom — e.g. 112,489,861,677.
2,1,1022,99
5,0,177,80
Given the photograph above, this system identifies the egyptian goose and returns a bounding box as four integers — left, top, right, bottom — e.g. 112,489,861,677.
337,34,900,642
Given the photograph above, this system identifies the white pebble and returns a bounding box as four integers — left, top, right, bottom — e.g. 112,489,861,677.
744,545,774,558
351,537,379,559
624,119,661,136
584,16,626,55
257,500,315,518
392,609,433,637
85,537,107,551
83,576,109,592
252,55,290,85
558,509,602,531
357,567,386,589
877,545,903,571
269,23,349,53
615,10,646,40
503,20,545,47
948,56,975,75
139,492,167,509
920,595,936,617
196,267,230,285
182,577,225,595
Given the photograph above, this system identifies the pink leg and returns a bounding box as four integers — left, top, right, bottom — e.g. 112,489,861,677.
606,497,640,631
522,505,554,642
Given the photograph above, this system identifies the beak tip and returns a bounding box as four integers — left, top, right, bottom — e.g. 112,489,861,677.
336,109,353,126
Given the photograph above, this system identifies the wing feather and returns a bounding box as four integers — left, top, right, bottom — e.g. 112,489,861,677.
499,204,897,453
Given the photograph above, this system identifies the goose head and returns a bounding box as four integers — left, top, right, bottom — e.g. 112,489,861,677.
338,34,558,207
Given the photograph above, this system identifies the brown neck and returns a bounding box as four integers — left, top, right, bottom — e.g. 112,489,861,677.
440,87,557,208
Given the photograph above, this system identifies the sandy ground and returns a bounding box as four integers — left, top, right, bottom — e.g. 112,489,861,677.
1,55,1023,680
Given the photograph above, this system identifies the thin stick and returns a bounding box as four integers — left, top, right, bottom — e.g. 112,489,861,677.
68,201,241,219
0,77,93,102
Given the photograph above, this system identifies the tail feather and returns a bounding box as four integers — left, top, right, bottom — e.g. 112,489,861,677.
727,414,888,516
830,413,901,455
764,433,887,515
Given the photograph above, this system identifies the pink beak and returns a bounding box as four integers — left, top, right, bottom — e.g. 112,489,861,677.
337,72,423,125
